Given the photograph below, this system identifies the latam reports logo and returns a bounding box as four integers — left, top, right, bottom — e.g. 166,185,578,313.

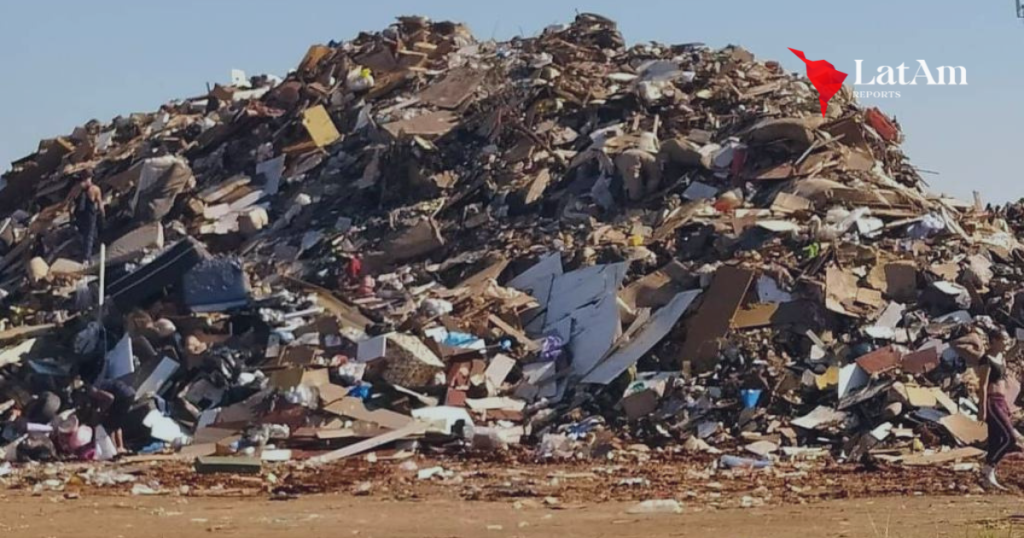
788,48,968,116
788,48,847,117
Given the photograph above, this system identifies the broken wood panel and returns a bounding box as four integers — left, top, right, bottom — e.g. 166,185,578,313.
679,266,754,374
382,110,458,139
731,301,813,330
417,67,485,109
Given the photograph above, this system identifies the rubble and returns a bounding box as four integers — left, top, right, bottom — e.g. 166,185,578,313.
0,13,1022,493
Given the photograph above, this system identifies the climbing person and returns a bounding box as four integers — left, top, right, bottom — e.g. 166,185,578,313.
65,171,104,262
84,379,136,455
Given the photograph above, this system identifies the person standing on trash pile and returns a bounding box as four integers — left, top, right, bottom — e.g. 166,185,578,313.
64,170,105,262
80,379,136,455
975,328,1024,490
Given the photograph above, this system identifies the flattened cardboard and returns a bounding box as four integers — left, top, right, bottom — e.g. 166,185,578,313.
901,447,984,466
302,105,341,147
929,262,960,282
199,175,251,204
905,385,938,408
939,413,987,445
902,347,939,374
619,260,689,311
276,345,318,367
679,267,754,373
299,45,333,73
484,354,516,393
825,267,859,317
376,219,445,265
792,405,847,430
322,395,413,431
884,262,918,301
465,397,526,412
216,390,270,426
417,67,485,109
868,261,917,301
732,300,812,330
770,192,812,214
269,367,330,389
383,110,458,139
457,256,508,291
515,169,552,207
855,288,885,309
855,346,901,375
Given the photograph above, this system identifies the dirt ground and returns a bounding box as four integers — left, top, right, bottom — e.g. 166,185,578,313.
6,454,1024,537
1,493,1023,538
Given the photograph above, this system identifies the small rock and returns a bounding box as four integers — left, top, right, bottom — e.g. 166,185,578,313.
353,482,373,496
626,499,683,515
417,466,446,480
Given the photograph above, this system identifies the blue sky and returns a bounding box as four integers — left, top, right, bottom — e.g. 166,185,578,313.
0,0,1019,202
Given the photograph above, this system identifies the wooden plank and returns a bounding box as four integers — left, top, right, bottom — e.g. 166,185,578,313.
488,314,538,352
457,256,508,291
283,276,372,334
0,324,57,344
194,456,262,474
901,447,984,466
311,422,425,463
198,175,251,204
315,429,358,440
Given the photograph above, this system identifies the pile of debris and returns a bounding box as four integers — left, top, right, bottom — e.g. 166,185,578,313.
0,14,1019,475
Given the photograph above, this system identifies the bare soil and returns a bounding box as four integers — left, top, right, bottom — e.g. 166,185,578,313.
1,493,1023,538
6,454,1024,537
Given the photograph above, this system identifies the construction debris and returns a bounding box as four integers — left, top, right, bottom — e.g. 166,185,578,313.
0,14,1020,489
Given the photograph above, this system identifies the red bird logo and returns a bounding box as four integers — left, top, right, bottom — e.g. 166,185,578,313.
789,48,848,117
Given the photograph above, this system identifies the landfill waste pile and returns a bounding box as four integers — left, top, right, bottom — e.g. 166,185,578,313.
0,13,1021,486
